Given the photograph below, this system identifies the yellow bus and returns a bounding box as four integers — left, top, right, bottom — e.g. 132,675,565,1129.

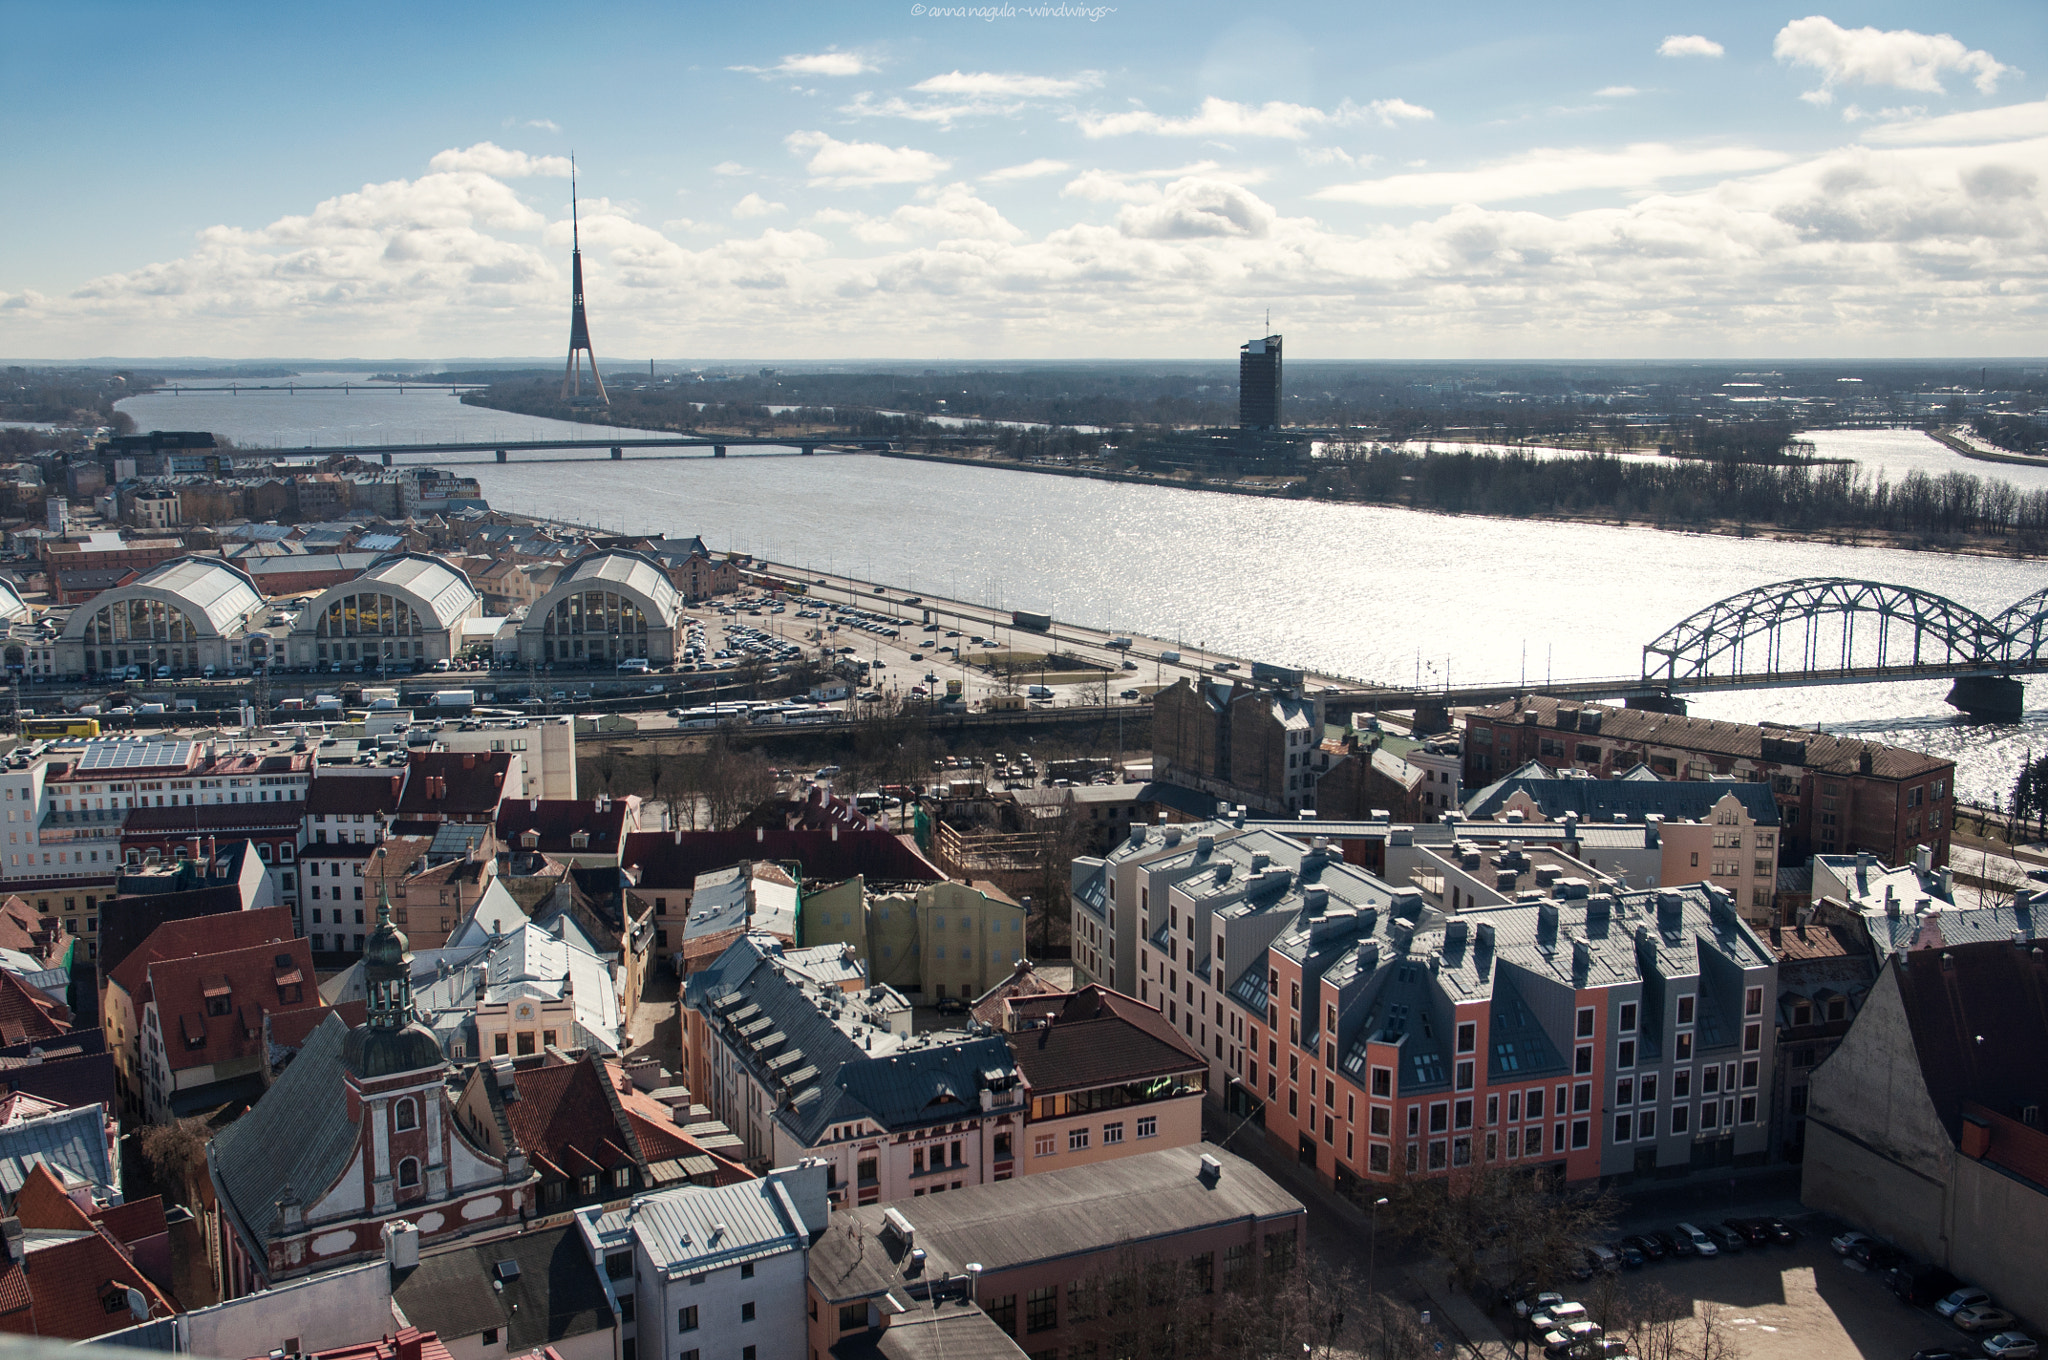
20,717,100,739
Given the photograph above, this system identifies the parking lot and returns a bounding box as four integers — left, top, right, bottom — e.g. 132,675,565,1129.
1498,1208,2024,1360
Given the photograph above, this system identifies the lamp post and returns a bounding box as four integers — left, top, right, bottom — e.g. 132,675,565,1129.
1367,1196,1389,1299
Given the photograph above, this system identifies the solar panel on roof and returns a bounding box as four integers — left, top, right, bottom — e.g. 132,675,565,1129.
77,740,193,771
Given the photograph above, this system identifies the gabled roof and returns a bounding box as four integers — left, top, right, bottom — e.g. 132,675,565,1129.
145,936,320,1075
97,885,259,982
0,1102,114,1201
106,907,297,1009
1464,762,1782,826
0,972,68,1047
209,1013,359,1261
13,1220,176,1337
1006,986,1204,1096
500,1057,642,1182
398,751,512,818
496,799,630,858
390,1224,612,1351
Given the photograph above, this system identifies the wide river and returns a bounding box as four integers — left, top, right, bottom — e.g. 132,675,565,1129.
121,376,2048,806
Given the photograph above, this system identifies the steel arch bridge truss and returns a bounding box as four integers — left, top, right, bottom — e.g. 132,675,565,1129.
1642,577,2006,684
1993,587,2048,667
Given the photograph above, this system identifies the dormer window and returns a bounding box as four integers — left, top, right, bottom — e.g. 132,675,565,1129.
521,829,539,850
203,978,232,1017
570,830,589,850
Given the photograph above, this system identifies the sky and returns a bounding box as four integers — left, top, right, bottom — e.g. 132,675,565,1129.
1,0,2043,361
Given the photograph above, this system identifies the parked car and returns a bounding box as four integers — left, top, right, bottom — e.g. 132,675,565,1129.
1850,1238,1907,1271
1510,1288,1559,1320
1888,1265,1964,1308
1530,1302,1589,1333
1758,1216,1799,1244
1980,1336,2040,1360
1724,1218,1773,1248
1704,1223,1745,1253
1542,1321,1604,1358
1954,1306,2021,1334
1650,1230,1688,1259
1622,1233,1665,1262
1675,1223,1718,1257
1830,1229,1875,1255
1611,1240,1645,1269
1937,1288,1995,1320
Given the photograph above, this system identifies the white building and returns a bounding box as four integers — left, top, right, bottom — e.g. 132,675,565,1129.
56,557,271,679
575,1162,828,1360
286,553,484,673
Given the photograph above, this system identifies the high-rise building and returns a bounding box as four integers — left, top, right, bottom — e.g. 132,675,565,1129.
1239,333,1282,430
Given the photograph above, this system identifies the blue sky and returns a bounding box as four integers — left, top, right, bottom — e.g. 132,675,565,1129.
2,0,2042,359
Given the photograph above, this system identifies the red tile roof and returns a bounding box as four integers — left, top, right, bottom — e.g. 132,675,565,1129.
497,798,632,858
92,1196,169,1248
14,1223,176,1338
299,1325,456,1360
0,972,69,1047
147,936,321,1075
602,1062,751,1184
0,898,68,969
105,907,296,1010
12,1162,93,1232
503,1058,638,1181
267,1000,364,1052
397,751,512,820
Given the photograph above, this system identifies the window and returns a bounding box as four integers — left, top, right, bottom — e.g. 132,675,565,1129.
1370,1106,1390,1135
1641,1073,1657,1102
1456,1021,1476,1053
1576,1007,1594,1038
1617,1040,1635,1070
1454,1099,1472,1129
1674,1069,1691,1098
1069,1127,1090,1152
1745,986,1764,1017
740,1262,754,1279
1575,1045,1593,1075
1671,1104,1689,1134
1574,1083,1592,1113
679,1306,698,1332
1103,1122,1124,1145
740,1301,756,1322
397,1158,419,1188
1675,1033,1693,1061
1136,1116,1157,1139
393,1098,417,1131
1618,1002,1637,1033
1571,1119,1590,1150
1027,1285,1059,1333
1743,1023,1762,1053
1372,1066,1391,1097
1639,1110,1656,1139
1677,995,1695,1025
1614,1113,1632,1142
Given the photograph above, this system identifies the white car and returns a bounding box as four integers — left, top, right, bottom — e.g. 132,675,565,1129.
1677,1222,1719,1257
1529,1301,1588,1332
1515,1291,1564,1321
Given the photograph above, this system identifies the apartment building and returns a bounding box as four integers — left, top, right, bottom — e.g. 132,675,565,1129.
1152,675,1324,815
1462,697,1955,867
799,875,1028,1000
682,934,1023,1202
1082,817,1779,1186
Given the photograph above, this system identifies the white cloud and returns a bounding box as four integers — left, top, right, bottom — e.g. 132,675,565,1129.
732,193,785,219
982,159,1071,183
912,70,1097,98
522,118,559,132
712,162,749,176
732,50,874,78
785,131,950,187
1315,143,1791,206
1658,35,1725,59
1595,86,1641,98
1365,98,1435,127
1117,178,1277,239
13,119,2046,359
427,142,572,178
1859,99,2048,145
1774,16,2009,101
1078,97,1335,140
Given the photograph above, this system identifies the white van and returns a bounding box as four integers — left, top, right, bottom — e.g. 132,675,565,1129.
616,658,651,674
1676,1222,1719,1257
1027,684,1054,699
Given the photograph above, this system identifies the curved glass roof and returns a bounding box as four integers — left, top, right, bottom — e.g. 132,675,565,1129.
293,553,480,631
0,577,25,624
61,558,262,639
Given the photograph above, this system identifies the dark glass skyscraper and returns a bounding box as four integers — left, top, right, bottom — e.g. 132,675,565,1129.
1239,333,1281,430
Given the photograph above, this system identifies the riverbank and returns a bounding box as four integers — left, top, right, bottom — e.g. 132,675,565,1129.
880,448,2048,562
1929,426,2048,471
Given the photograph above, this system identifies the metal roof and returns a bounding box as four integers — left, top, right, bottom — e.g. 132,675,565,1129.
0,1103,116,1200
61,557,261,639
345,553,480,629
592,1177,807,1278
522,550,681,628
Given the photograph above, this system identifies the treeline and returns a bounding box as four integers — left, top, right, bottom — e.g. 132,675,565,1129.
0,366,150,430
1306,446,2048,548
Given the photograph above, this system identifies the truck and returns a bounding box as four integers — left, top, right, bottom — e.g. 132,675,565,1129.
1012,609,1053,633
1159,650,1181,665
432,689,476,710
1027,684,1055,699
1107,637,1133,650
362,686,400,708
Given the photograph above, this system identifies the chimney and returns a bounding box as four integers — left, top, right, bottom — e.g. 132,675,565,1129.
187,835,202,864
530,797,539,812
205,835,217,870
1914,844,1932,875
463,753,476,770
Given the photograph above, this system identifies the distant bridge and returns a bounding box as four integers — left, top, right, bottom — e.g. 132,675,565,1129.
1323,577,2048,724
150,381,489,395
234,434,894,464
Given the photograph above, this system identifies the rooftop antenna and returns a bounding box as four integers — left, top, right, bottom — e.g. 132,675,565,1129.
561,153,609,406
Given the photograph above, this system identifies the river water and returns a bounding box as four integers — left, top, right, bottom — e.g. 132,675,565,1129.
119,378,2048,805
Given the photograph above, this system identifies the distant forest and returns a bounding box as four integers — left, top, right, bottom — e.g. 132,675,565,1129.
1307,446,2048,550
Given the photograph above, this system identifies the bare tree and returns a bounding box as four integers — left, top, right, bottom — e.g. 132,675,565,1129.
1368,1160,1617,1294
134,1118,211,1209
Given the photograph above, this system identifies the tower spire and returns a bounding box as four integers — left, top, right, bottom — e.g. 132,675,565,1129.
562,152,609,405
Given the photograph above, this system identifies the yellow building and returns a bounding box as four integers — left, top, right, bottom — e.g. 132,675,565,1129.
798,876,1027,1001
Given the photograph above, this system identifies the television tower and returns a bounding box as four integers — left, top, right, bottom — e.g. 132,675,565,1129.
562,155,608,404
